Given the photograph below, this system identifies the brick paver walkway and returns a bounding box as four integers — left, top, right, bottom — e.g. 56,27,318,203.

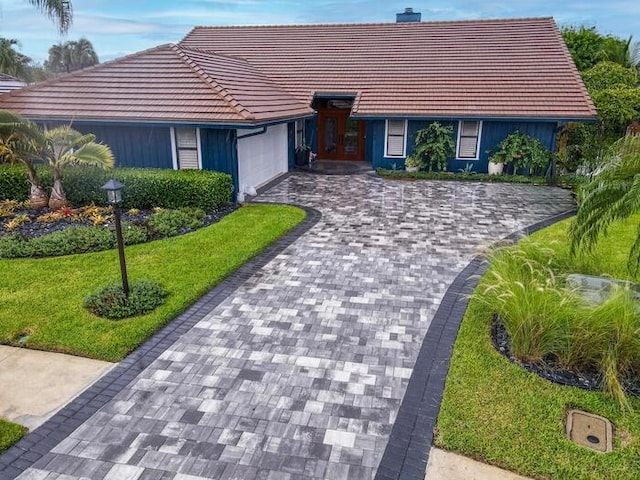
17,174,574,480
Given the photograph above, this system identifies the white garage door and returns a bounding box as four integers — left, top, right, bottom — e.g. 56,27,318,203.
237,124,288,196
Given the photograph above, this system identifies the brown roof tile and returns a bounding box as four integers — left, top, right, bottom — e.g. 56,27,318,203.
0,44,313,123
181,17,596,119
0,17,595,123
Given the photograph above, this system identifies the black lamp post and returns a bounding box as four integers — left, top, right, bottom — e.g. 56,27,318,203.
101,179,129,296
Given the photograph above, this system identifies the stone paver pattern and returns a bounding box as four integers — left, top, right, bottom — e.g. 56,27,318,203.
17,174,574,480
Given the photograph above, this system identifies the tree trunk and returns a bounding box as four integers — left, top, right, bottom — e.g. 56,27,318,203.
29,184,48,210
23,161,48,210
48,178,68,210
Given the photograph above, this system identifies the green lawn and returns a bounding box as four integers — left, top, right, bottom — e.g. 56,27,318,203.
436,216,640,480
0,204,305,362
0,419,25,453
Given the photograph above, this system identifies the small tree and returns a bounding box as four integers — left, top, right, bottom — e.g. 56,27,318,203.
489,131,550,175
0,110,48,208
42,126,114,209
412,122,455,172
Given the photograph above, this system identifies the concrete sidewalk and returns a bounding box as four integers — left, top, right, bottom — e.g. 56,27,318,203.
426,448,532,480
0,345,113,431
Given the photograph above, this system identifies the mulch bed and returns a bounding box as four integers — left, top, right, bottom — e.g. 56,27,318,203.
0,204,238,240
491,316,640,396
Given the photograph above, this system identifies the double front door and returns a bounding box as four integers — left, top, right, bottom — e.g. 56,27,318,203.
317,109,365,161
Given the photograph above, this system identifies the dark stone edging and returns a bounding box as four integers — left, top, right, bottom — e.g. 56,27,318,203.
374,209,577,480
0,204,321,480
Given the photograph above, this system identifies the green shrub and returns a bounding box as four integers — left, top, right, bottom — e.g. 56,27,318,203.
84,279,168,319
0,224,147,259
0,164,32,202
147,208,205,237
0,165,233,211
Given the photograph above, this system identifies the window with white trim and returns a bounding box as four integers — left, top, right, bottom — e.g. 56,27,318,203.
174,128,200,169
456,120,482,159
295,119,305,148
385,120,407,157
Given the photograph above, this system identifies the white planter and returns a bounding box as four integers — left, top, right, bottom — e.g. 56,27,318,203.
406,166,419,172
488,162,504,175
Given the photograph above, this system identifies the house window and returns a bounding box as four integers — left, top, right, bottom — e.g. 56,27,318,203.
172,127,200,169
385,120,407,157
456,120,482,159
295,119,305,148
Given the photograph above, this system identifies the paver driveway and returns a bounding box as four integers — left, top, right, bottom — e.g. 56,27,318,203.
17,174,574,480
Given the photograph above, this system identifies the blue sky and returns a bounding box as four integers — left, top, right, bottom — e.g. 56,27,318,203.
1,0,638,64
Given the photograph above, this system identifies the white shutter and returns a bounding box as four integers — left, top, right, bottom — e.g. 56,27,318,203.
388,120,405,136
386,120,406,157
457,121,481,159
387,136,405,156
176,128,197,148
458,137,478,158
178,149,199,169
461,121,479,137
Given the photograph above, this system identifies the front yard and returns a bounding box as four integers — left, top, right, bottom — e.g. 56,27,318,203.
0,204,305,362
436,216,640,480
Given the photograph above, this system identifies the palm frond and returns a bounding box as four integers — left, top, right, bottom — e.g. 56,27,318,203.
26,0,73,34
67,142,114,169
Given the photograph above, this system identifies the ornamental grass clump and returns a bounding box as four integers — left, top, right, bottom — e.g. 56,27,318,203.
477,240,640,408
477,242,581,363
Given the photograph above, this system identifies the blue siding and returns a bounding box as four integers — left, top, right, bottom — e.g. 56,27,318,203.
287,122,295,169
200,128,238,191
368,118,558,173
74,124,173,169
305,117,317,152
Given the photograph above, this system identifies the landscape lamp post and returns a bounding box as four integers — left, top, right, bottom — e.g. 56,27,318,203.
101,179,130,296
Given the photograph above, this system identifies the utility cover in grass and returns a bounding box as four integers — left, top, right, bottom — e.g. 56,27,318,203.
84,279,168,319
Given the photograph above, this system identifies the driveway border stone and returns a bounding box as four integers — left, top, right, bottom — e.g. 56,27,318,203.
374,209,576,480
0,205,322,480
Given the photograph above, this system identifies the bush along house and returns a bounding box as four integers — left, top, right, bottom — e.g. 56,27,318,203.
0,13,596,199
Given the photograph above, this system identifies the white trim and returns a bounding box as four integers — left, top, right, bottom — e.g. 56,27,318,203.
384,119,408,158
456,120,483,160
170,127,178,170
196,127,203,169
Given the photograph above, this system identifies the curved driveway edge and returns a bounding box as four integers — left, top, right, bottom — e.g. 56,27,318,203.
0,205,321,480
374,209,576,480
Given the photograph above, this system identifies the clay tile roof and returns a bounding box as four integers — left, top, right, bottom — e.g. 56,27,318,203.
181,17,596,120
0,44,313,124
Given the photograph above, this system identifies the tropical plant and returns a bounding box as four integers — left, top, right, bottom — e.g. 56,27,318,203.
0,110,48,208
570,136,640,276
41,126,114,209
0,38,31,79
404,153,425,170
25,0,73,34
44,38,99,74
411,122,456,172
489,131,550,175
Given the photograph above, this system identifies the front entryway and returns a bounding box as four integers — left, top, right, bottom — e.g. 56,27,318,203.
316,99,365,161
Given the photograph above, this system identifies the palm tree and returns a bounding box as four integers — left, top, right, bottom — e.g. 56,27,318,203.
26,0,73,34
45,38,99,74
0,110,48,208
570,136,640,275
0,38,31,79
42,126,114,209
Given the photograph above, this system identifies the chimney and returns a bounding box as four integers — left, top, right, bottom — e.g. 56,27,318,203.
396,7,421,23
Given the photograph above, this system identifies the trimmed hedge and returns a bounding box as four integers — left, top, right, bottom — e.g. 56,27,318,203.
0,164,31,202
0,165,233,211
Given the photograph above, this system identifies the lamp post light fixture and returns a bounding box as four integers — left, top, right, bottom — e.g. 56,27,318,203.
101,179,129,296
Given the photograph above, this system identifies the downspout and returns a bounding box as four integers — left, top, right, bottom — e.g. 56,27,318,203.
237,127,267,139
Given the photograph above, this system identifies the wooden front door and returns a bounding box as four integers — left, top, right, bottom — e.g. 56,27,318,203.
317,110,365,161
